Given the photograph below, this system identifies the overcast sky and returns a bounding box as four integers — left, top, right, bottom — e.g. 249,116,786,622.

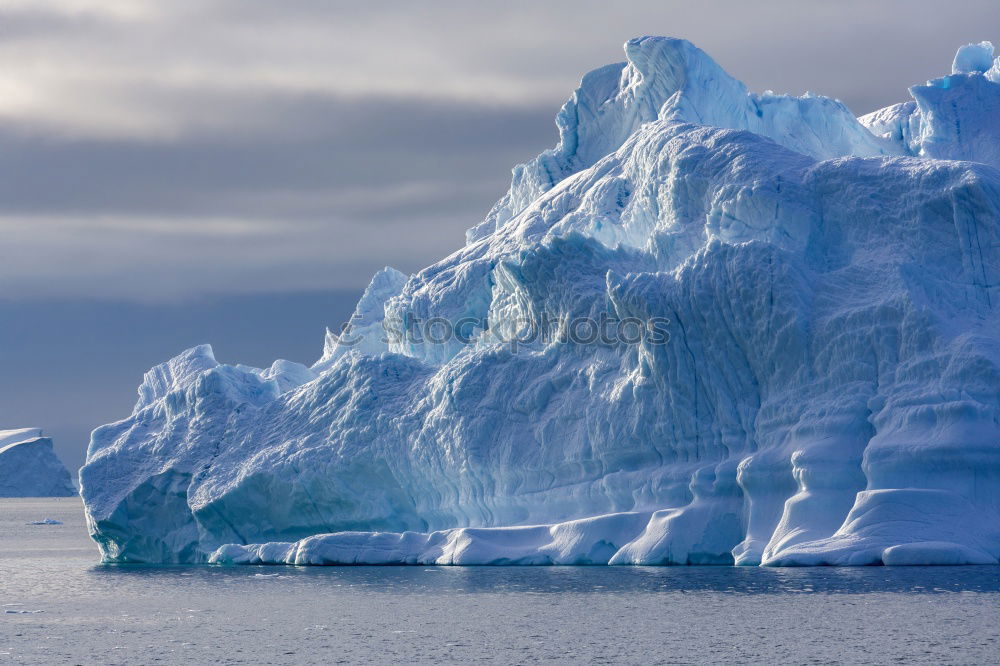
3,0,1000,469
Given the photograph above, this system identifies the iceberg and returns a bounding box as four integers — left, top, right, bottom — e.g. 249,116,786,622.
81,38,1000,566
0,429,76,497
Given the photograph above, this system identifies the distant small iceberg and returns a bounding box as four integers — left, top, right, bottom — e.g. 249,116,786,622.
0,428,76,498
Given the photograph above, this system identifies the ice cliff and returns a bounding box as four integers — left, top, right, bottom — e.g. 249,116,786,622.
0,429,76,497
81,38,1000,566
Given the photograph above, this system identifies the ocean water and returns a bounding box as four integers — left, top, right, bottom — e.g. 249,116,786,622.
2,498,999,665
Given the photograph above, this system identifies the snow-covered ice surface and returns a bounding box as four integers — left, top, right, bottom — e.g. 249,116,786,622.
82,37,1000,566
0,429,76,498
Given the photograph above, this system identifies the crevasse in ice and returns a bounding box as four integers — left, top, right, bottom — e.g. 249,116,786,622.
81,38,1000,566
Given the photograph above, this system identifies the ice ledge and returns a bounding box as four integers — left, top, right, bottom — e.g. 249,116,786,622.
209,501,1000,567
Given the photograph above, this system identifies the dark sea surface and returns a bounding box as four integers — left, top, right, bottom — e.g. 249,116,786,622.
2,498,999,665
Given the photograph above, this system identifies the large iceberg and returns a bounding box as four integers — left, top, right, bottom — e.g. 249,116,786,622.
0,429,76,497
82,38,1000,566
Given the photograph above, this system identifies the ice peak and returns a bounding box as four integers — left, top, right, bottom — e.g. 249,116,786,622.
952,41,994,74
622,36,724,95
469,35,891,244
622,35,698,86
135,343,219,410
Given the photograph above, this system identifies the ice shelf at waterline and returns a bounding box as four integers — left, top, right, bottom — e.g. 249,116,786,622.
82,38,1000,566
0,429,76,497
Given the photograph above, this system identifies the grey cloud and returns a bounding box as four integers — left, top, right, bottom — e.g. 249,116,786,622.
0,92,556,300
0,93,554,220
0,210,479,300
